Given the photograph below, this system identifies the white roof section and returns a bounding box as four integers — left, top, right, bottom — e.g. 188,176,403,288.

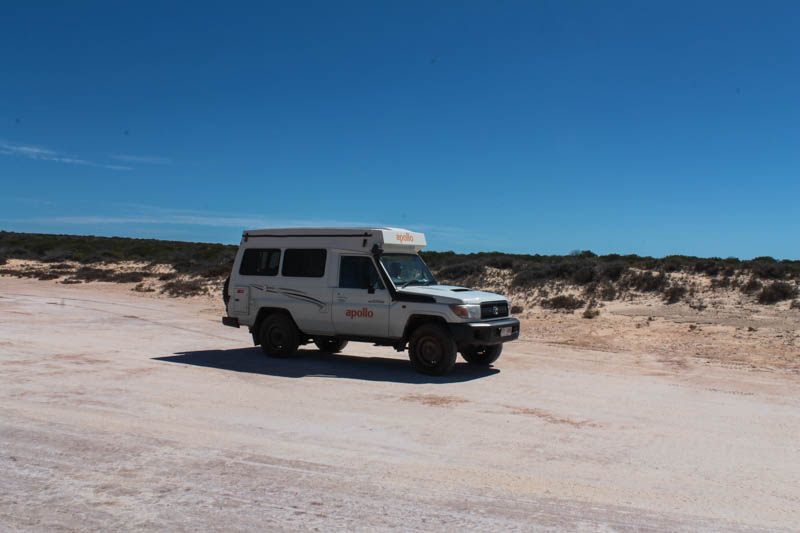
241,227,427,252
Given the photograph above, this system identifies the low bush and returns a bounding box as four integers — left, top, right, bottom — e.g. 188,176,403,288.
200,263,232,278
790,300,800,310
437,262,484,280
600,261,627,281
664,285,687,304
541,295,585,311
161,279,206,297
70,267,114,282
112,271,149,283
710,277,731,290
693,259,722,276
133,283,155,293
510,305,524,314
0,268,60,280
485,256,514,269
750,261,787,280
740,279,762,294
0,231,237,272
624,271,668,292
572,265,595,284
757,282,798,304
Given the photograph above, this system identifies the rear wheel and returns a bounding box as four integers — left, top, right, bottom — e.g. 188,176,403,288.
259,314,299,358
460,344,502,366
313,337,348,353
408,323,457,376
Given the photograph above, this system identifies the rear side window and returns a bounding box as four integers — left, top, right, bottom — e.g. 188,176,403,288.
282,249,327,277
239,249,281,276
339,256,385,289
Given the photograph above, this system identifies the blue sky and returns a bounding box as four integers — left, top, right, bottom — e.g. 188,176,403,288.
1,2,799,259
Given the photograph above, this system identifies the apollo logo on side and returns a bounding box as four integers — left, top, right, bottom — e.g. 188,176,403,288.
346,308,374,319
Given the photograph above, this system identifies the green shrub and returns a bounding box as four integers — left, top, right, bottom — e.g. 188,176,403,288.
625,271,668,292
437,262,484,280
112,271,150,283
758,282,798,304
740,278,762,294
599,261,627,281
572,265,595,284
664,285,687,304
161,279,206,297
541,295,585,311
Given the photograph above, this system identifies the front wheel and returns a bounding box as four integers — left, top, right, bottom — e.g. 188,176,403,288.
313,337,348,353
408,323,457,376
460,344,502,366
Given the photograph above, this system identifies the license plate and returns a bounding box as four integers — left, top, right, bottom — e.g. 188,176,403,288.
500,327,512,337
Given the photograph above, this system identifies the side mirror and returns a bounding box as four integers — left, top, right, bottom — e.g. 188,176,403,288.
360,277,376,294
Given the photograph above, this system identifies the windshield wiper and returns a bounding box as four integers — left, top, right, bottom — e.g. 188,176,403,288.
399,279,428,289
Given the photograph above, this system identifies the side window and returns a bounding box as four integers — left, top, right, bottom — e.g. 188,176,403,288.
339,256,385,289
282,249,327,277
239,249,281,276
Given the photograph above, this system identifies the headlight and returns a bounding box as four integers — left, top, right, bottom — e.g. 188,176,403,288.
449,304,481,319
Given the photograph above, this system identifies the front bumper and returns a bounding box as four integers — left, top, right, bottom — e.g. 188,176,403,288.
449,317,520,346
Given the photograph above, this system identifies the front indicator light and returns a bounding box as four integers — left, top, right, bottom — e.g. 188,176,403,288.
449,304,480,319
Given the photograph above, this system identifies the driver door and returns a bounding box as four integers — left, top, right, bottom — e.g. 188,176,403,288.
332,255,390,338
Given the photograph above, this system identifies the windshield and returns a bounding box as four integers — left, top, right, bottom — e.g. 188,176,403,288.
379,254,437,288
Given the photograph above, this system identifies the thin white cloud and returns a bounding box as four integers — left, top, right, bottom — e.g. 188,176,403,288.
111,154,172,165
6,213,384,229
0,141,132,170
12,198,55,206
0,204,480,247
4,205,398,231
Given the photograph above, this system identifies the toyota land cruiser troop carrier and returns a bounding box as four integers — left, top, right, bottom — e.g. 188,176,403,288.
222,227,520,376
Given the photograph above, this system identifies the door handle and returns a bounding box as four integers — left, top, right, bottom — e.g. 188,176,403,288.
368,300,385,304
336,297,347,302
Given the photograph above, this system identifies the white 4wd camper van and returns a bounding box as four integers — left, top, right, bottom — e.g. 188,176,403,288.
222,228,519,376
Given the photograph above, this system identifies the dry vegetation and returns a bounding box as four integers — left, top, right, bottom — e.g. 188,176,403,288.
0,231,234,297
2,231,799,311
423,249,800,310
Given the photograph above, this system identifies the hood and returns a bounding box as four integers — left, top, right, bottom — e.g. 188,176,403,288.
396,284,507,305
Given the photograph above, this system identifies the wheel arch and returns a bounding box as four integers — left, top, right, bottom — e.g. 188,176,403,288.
402,314,450,342
252,307,303,345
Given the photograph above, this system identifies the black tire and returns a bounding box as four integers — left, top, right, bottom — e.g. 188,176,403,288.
408,323,457,376
259,314,299,358
460,344,503,366
314,337,348,353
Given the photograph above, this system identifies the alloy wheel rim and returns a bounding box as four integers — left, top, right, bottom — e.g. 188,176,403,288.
418,337,441,366
268,327,284,349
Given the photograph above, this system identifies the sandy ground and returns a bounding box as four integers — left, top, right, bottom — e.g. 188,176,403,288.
1,277,800,532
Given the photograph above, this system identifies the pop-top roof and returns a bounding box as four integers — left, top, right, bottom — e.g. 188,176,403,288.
241,227,427,252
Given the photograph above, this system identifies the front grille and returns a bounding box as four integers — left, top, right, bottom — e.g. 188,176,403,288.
480,301,509,319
